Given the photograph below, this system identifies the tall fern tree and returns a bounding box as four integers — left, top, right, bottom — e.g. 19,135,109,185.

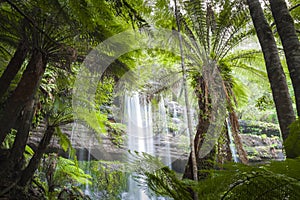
178,0,255,180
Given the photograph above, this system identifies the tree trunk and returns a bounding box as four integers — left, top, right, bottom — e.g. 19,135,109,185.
246,0,295,141
269,0,300,117
0,40,29,100
0,99,35,176
228,112,248,164
183,75,212,180
19,125,55,186
0,50,45,145
216,122,232,164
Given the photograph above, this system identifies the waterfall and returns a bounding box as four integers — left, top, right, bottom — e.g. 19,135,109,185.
226,118,238,162
122,92,176,200
69,122,76,158
69,122,93,197
84,139,92,196
125,92,154,155
124,92,154,200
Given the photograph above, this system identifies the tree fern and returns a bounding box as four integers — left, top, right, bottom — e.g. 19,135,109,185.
132,152,300,200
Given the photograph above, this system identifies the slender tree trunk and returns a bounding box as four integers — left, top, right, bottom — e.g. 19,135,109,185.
19,125,55,186
175,2,199,199
174,0,198,189
0,99,35,176
0,40,29,100
269,0,300,117
246,0,295,141
0,51,45,145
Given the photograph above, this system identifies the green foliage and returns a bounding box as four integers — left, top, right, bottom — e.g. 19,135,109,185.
289,0,300,39
1,128,16,149
284,118,300,158
106,121,126,147
95,77,115,107
194,160,300,200
55,157,92,185
55,126,76,159
255,94,274,111
128,152,193,200
79,160,127,200
144,167,193,200
239,120,280,137
75,107,107,135
35,154,92,199
134,154,300,200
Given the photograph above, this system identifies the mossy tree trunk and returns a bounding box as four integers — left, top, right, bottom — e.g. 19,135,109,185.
183,75,213,180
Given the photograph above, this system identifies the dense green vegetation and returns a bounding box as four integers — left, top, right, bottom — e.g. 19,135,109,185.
0,0,300,199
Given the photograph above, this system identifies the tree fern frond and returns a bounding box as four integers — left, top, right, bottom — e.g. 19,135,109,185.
232,78,249,108
213,2,252,60
185,0,209,52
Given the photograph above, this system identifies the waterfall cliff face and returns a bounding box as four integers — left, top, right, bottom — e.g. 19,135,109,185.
158,95,172,169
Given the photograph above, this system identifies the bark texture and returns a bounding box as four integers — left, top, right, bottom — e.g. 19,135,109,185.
247,0,295,141
0,99,35,176
270,0,300,117
0,40,29,99
20,125,55,186
228,112,248,164
183,75,213,180
0,51,45,144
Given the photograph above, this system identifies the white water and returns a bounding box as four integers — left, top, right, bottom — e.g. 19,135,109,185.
84,139,92,196
124,92,154,200
226,118,238,162
69,122,93,196
123,92,175,200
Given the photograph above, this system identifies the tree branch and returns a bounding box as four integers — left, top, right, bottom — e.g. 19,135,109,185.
289,4,300,12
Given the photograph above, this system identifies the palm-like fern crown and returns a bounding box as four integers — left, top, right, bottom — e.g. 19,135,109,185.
176,0,268,106
183,0,252,61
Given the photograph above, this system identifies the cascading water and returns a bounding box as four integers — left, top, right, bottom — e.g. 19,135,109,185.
84,139,92,196
69,122,93,197
226,118,238,162
123,92,154,200
125,92,154,156
122,92,178,200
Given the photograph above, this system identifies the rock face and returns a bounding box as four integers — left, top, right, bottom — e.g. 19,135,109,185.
28,119,284,174
28,122,190,173
239,120,281,137
237,120,284,163
240,134,285,163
